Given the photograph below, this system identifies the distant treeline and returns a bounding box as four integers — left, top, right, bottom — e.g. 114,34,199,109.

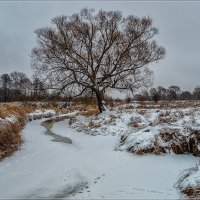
0,71,200,103
127,85,200,103
0,71,66,102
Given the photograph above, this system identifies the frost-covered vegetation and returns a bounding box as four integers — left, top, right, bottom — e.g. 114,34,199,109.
66,100,200,198
70,101,200,157
175,162,200,198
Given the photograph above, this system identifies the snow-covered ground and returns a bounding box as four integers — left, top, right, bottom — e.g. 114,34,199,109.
72,107,200,156
0,113,197,199
27,109,57,121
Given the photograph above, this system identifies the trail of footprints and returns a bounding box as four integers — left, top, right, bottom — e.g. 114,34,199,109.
114,187,174,197
64,172,174,198
78,174,105,194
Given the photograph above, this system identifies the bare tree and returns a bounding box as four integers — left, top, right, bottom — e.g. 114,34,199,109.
193,86,200,100
180,91,192,100
10,71,32,98
0,74,11,101
32,8,165,112
168,85,180,100
157,86,168,100
31,76,47,100
150,87,160,103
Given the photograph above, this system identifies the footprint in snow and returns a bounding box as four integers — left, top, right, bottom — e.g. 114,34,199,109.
166,188,173,191
147,190,163,194
132,187,145,191
117,190,124,193
95,176,101,180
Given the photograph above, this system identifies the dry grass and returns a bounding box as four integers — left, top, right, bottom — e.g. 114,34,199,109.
117,100,200,110
87,120,101,128
79,109,99,117
182,187,200,198
128,116,142,128
0,120,24,160
0,102,66,119
68,101,99,116
158,111,177,124
136,109,147,116
156,110,185,125
73,102,99,116
68,117,77,125
0,103,28,120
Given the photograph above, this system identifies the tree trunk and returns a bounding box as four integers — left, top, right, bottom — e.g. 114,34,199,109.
95,90,106,113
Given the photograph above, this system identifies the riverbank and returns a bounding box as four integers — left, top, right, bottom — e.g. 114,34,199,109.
0,115,197,198
0,102,66,160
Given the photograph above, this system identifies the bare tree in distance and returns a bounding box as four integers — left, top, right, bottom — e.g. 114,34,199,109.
32,8,165,113
0,74,11,101
10,71,32,98
168,85,181,101
150,88,160,103
193,86,200,100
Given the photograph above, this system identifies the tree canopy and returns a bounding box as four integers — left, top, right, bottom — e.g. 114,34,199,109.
32,8,165,112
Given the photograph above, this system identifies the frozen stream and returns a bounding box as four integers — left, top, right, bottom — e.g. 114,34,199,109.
0,114,198,199
41,117,72,144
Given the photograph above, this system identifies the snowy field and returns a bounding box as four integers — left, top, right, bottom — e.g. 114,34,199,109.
0,109,198,199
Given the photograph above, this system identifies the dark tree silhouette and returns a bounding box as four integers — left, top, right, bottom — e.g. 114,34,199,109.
150,88,160,103
168,85,180,100
0,74,11,101
31,8,165,112
193,86,200,100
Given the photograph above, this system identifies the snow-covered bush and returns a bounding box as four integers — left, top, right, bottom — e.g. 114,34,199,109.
175,162,200,198
27,109,56,121
70,105,200,157
118,108,200,156
118,127,200,156
71,111,132,136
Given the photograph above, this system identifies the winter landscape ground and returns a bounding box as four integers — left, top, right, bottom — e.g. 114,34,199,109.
1,101,200,199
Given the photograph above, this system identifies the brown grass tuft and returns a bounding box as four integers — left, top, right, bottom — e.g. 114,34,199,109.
0,120,23,160
68,117,77,125
182,187,200,198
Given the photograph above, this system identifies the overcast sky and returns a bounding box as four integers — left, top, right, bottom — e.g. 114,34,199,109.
0,1,200,92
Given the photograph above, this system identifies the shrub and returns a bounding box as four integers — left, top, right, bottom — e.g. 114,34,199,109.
0,119,24,160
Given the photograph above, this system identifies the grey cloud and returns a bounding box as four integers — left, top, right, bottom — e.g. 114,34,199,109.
0,1,200,91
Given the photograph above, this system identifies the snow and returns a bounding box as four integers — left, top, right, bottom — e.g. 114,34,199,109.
27,109,57,121
72,107,200,156
180,166,200,188
4,115,18,123
175,162,200,197
0,113,197,198
0,115,18,124
119,127,160,151
72,111,133,136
